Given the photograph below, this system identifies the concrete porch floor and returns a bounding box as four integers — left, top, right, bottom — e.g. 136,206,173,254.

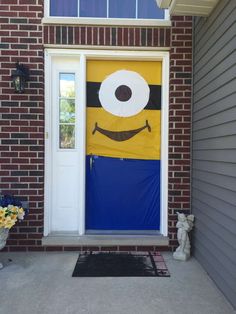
0,252,235,314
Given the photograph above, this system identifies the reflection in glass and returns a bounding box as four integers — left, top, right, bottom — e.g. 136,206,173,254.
60,73,75,98
80,0,107,17
50,0,166,20
59,73,76,149
60,99,75,123
138,0,165,19
50,0,77,17
109,0,136,18
60,125,75,149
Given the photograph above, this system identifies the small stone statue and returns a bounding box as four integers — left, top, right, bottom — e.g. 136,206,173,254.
173,212,194,261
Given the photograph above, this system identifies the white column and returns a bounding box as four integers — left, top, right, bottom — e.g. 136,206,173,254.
160,52,169,236
78,54,86,235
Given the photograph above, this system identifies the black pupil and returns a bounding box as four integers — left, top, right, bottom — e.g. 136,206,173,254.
115,85,132,102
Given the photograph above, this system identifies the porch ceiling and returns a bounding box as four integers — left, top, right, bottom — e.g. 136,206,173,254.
156,0,220,16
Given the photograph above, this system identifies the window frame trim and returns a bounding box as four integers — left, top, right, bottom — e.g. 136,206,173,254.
43,0,171,26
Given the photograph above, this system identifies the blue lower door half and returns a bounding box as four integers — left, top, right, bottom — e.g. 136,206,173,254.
86,155,160,230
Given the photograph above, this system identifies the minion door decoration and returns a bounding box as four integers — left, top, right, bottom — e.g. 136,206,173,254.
86,60,162,230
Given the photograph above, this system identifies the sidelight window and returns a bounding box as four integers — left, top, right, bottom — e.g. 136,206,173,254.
59,73,76,149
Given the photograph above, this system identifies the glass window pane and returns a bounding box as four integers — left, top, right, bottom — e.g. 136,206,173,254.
138,0,164,19
60,73,75,98
109,0,136,18
50,0,78,17
80,0,107,17
60,99,75,123
60,125,75,149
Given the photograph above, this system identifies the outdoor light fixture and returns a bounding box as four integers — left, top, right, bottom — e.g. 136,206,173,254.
11,62,29,93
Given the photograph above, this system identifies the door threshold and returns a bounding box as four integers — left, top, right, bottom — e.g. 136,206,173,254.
42,232,169,247
86,230,161,235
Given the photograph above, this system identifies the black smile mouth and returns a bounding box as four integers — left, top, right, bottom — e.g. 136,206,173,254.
92,120,151,142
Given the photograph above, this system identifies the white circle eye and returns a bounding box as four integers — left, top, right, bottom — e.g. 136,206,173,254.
98,70,150,117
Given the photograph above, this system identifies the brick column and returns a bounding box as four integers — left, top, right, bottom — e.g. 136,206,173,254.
0,0,44,251
168,16,192,248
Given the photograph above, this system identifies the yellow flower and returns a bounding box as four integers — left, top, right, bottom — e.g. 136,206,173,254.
18,207,24,214
4,216,16,229
0,216,5,228
10,213,17,220
0,209,5,218
0,205,25,228
17,207,25,220
11,206,18,213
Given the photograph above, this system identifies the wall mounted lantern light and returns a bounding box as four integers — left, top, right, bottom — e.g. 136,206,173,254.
11,62,29,93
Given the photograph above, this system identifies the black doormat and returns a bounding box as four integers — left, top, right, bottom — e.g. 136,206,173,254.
72,251,170,277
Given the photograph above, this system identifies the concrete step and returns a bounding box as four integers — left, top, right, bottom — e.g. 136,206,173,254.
42,232,169,246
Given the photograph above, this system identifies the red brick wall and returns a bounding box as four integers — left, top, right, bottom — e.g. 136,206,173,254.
44,25,171,47
0,0,45,251
0,1,192,251
168,16,192,247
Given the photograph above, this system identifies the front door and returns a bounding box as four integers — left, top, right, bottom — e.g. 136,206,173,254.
85,60,162,231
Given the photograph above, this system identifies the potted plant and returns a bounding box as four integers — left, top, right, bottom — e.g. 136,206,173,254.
0,195,27,269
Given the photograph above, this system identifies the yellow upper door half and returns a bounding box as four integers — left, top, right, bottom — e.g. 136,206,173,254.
86,60,162,160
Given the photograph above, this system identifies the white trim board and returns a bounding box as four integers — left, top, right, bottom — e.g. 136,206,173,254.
44,49,170,237
42,17,171,27
44,45,171,52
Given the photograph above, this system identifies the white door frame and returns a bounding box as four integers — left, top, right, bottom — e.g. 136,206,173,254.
44,48,169,237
